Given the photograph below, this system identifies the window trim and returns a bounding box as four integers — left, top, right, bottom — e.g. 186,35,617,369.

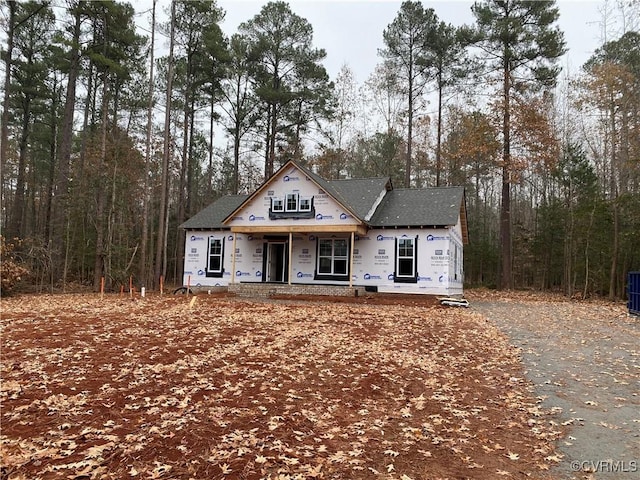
394,236,418,283
206,236,225,278
269,193,315,219
315,237,349,280
299,196,311,212
285,193,299,212
271,197,284,212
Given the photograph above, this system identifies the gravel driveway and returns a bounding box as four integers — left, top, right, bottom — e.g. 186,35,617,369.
471,298,640,479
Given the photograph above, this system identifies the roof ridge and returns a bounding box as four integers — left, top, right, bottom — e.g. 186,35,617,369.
392,185,464,190
329,176,390,182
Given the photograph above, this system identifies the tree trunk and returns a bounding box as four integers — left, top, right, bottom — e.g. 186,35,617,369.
8,85,32,240
264,104,272,179
609,201,619,299
499,60,513,290
405,57,413,188
435,70,443,187
51,4,82,287
564,186,574,297
44,73,59,249
1,1,16,226
607,87,619,300
93,77,109,291
139,0,155,288
154,0,175,288
268,102,277,178
208,89,215,199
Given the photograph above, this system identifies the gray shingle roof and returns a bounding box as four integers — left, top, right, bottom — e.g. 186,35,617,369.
292,162,367,220
328,177,391,220
369,187,464,227
180,161,466,244
179,194,248,229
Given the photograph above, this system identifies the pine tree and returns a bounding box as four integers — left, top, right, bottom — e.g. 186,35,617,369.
380,1,438,187
471,0,566,289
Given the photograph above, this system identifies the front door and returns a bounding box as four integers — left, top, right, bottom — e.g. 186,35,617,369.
266,242,287,282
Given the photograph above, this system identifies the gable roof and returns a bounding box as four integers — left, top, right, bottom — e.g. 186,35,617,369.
179,194,248,229
329,177,391,221
369,186,465,227
222,160,363,225
180,161,467,244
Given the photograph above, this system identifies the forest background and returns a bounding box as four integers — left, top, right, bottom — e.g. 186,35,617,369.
0,0,638,299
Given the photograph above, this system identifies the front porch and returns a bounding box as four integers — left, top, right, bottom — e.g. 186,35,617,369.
229,225,367,288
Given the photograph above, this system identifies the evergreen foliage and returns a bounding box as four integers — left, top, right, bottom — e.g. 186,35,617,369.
0,0,638,298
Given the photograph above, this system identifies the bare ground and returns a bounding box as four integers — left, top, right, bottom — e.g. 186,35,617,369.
1,292,562,480
467,290,640,480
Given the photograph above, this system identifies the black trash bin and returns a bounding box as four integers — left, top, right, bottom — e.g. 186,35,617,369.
628,272,640,317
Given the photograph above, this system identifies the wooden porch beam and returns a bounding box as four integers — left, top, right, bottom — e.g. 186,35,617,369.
288,232,293,286
231,224,367,235
231,233,237,284
349,231,354,288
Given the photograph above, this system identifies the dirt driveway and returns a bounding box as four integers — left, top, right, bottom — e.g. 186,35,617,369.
469,291,640,479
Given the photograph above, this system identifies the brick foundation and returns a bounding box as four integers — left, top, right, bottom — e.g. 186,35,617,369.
228,283,362,298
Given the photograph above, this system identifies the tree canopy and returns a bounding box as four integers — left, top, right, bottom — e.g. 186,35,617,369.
0,0,638,299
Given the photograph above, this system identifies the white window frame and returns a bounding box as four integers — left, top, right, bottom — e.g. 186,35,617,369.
208,237,223,274
317,238,349,276
299,196,311,212
272,197,284,212
396,237,416,278
285,193,299,212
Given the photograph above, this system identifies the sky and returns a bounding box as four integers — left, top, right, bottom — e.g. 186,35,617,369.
135,0,616,85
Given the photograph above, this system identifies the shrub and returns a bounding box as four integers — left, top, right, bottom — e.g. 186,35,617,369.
0,236,30,296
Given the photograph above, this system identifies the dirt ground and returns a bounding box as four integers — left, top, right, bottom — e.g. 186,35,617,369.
468,290,639,480
0,291,563,479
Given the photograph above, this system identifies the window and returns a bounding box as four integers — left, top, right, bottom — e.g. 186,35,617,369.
454,243,461,281
299,197,311,211
272,197,284,212
317,238,348,277
207,237,224,277
395,236,417,282
269,192,314,219
286,193,298,211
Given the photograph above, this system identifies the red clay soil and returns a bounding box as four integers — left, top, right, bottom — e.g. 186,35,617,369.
1,293,562,479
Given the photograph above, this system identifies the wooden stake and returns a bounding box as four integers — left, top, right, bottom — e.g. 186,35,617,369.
189,295,197,309
100,276,104,299
129,276,133,298
160,275,164,296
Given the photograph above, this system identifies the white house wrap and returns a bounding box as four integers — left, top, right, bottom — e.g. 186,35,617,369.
180,160,468,296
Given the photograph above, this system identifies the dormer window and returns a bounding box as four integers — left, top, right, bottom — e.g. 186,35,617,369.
272,197,284,212
286,193,299,212
299,197,311,212
269,193,315,219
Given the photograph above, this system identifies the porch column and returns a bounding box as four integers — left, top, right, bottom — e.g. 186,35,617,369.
349,231,355,288
231,233,237,284
288,232,293,285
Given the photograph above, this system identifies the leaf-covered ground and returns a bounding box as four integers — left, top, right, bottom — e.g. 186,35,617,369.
468,289,639,480
1,293,562,479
